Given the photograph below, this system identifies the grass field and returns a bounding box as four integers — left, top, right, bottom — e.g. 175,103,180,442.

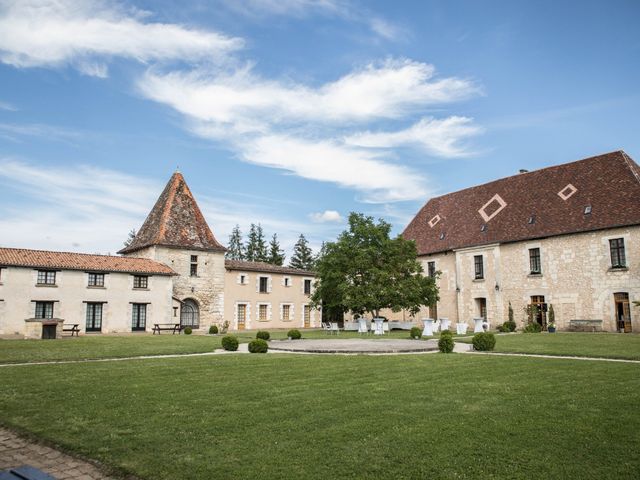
459,332,640,360
0,353,638,479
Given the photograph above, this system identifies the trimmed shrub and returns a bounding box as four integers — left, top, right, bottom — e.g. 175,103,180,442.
256,330,270,341
523,322,542,333
183,327,192,335
472,332,496,351
221,335,239,351
440,329,453,338
504,321,516,332
438,335,454,353
287,329,302,340
248,339,269,353
209,325,219,335
410,326,422,339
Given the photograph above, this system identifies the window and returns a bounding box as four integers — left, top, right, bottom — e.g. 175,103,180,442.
37,270,56,285
474,255,484,280
610,238,626,268
35,301,54,319
88,273,105,287
304,279,312,295
240,274,246,284
259,304,268,321
282,304,291,321
133,275,148,289
86,303,103,332
427,261,436,278
259,276,269,293
190,255,198,277
284,277,290,287
131,304,147,331
529,248,541,274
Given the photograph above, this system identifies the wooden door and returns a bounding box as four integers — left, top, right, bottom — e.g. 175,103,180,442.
237,304,246,330
303,305,311,328
614,293,631,333
530,296,546,328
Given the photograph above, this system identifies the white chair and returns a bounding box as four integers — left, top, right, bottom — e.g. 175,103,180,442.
422,318,434,336
358,318,369,335
322,322,331,335
383,322,389,334
473,318,485,333
373,318,385,335
456,323,468,335
330,322,340,335
440,318,451,332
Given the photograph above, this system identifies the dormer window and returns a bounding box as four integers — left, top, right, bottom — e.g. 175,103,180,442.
528,215,536,224
480,224,487,232
584,206,592,215
439,233,446,240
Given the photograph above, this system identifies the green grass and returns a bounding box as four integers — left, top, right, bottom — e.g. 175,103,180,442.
0,354,638,479
459,332,640,360
0,329,438,364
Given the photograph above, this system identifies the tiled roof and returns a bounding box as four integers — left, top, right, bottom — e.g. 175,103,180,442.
0,247,176,275
403,151,640,255
225,260,314,276
119,171,225,254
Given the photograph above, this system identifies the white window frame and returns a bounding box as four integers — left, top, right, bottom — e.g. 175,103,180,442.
257,275,272,293
282,276,292,287
237,273,249,285
234,301,251,329
280,303,294,322
256,302,272,322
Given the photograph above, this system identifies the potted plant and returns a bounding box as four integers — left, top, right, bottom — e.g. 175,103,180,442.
547,304,556,333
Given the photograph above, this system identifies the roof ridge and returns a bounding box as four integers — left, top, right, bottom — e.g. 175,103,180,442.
0,246,118,259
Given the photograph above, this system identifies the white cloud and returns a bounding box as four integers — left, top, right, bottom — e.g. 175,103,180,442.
345,116,483,157
0,0,243,76
310,210,343,223
140,59,478,127
0,100,17,111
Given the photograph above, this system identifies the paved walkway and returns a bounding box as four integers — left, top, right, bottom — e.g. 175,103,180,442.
268,338,439,353
0,428,116,479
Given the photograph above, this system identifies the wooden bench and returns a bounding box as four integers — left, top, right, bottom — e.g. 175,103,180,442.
153,323,183,335
62,324,80,337
568,319,603,332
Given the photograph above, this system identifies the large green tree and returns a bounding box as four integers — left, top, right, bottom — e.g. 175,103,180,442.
267,233,285,266
311,213,438,318
245,223,268,262
289,234,315,270
226,224,245,260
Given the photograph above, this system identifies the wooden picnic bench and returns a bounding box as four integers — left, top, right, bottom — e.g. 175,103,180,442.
153,323,183,335
568,319,603,332
62,324,80,337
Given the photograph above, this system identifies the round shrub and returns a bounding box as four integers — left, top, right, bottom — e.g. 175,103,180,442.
523,322,542,333
410,326,422,339
287,329,302,340
438,335,455,353
221,335,239,351
504,321,516,332
209,325,219,335
440,329,453,338
256,330,270,341
472,332,496,351
183,327,192,335
248,338,269,353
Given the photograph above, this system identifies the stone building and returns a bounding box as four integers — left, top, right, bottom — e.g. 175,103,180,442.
403,150,639,332
0,170,317,337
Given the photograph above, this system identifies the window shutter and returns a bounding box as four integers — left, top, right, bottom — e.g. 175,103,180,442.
268,276,272,293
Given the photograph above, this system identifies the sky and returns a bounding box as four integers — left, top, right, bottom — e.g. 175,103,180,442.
0,0,639,258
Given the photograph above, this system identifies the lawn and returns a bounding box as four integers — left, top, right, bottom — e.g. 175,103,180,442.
0,329,439,364
459,332,640,360
0,353,638,479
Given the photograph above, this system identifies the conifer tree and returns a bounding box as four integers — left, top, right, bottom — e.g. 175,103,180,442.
267,233,285,266
289,234,315,270
246,223,268,262
123,228,137,248
226,225,245,260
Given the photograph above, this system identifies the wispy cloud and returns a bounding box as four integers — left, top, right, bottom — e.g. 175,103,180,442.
0,0,243,77
344,116,483,157
0,122,83,144
0,100,17,111
310,210,343,223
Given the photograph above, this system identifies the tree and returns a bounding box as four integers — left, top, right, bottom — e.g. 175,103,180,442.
245,223,268,262
289,234,315,270
267,233,285,266
311,212,439,318
123,229,137,248
226,225,245,260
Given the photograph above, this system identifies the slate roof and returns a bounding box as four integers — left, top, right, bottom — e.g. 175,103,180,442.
225,260,315,276
0,247,176,275
119,171,225,254
403,151,640,255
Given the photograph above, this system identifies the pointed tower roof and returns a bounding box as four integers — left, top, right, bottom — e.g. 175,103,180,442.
118,171,225,255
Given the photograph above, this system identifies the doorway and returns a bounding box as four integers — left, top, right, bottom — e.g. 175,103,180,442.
237,304,246,330
475,298,487,319
530,295,547,328
303,305,311,328
614,293,632,333
180,299,200,329
42,324,57,339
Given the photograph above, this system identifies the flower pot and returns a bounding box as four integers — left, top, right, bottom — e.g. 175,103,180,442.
548,327,556,333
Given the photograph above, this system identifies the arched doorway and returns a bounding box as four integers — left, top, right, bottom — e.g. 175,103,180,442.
180,298,200,329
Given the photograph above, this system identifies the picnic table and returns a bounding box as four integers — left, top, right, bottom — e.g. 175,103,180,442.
62,324,80,336
152,323,183,335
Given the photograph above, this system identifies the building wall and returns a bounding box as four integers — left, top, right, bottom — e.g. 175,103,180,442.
0,266,173,337
223,269,317,330
417,226,640,331
126,246,226,330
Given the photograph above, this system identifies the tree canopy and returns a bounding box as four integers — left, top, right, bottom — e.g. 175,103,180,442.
245,223,268,262
289,234,315,270
226,224,245,260
123,228,137,248
311,213,438,318
267,233,285,266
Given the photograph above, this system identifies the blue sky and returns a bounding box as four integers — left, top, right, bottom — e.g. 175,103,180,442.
1,0,639,257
